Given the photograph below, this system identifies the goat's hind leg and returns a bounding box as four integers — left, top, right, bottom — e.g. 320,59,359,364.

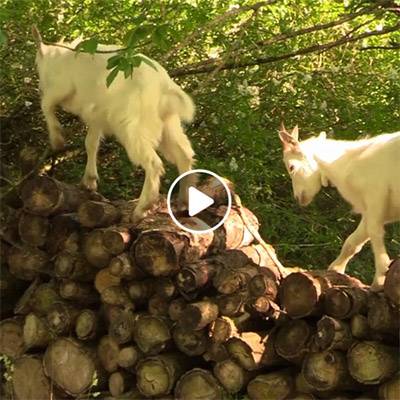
41,94,66,151
328,217,369,273
81,126,101,191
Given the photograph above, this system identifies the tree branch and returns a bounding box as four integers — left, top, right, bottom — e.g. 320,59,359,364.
170,22,400,77
359,43,400,50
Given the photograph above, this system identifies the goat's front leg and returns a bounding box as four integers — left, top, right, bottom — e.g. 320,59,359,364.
41,95,65,151
328,217,369,274
81,127,101,191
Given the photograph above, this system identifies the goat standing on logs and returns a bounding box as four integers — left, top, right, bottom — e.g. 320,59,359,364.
278,124,400,290
32,26,195,221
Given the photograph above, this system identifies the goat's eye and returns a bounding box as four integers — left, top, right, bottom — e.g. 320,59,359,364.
289,164,296,174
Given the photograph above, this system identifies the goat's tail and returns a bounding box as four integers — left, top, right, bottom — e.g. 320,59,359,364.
161,83,195,123
31,25,44,56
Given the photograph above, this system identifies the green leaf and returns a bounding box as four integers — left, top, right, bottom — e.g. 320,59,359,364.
136,55,157,71
75,38,98,54
106,68,119,88
106,54,121,70
0,29,7,47
124,64,134,79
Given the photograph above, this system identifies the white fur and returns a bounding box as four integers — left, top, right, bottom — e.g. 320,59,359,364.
279,125,400,290
34,37,195,221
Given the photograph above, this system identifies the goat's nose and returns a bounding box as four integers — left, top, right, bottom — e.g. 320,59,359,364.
296,192,306,206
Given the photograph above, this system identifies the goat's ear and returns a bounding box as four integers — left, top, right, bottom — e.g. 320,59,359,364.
291,125,299,141
280,121,288,134
278,129,300,152
31,25,44,56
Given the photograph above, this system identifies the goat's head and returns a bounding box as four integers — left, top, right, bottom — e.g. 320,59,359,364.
278,123,325,207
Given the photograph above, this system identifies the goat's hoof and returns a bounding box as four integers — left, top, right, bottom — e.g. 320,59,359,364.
370,277,385,292
50,137,66,152
327,264,346,274
80,178,98,191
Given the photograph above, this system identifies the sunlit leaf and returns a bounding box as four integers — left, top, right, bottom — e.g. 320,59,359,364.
106,67,119,87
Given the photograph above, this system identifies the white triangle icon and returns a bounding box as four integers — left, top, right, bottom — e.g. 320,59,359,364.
188,186,214,217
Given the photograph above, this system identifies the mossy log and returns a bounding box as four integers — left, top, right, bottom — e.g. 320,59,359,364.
78,200,121,228
347,341,399,384
313,315,353,351
7,245,49,280
179,300,219,330
23,313,52,350
54,252,95,282
0,317,25,358
18,211,49,247
109,252,144,280
384,258,400,307
247,370,294,400
172,324,208,356
175,368,224,400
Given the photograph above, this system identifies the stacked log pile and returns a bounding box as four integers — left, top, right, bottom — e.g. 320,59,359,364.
0,174,399,400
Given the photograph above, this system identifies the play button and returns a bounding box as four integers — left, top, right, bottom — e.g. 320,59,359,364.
188,186,214,217
167,169,232,234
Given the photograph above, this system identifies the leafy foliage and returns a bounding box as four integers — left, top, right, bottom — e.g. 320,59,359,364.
1,0,399,283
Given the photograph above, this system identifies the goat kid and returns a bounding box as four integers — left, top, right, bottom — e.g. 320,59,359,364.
32,26,195,221
278,123,400,290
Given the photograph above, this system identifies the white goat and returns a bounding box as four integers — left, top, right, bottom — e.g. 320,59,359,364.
32,27,195,221
278,124,400,290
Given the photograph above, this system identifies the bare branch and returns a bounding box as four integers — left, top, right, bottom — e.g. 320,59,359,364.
359,43,400,50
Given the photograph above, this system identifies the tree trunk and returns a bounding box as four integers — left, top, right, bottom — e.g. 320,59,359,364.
274,319,314,364
75,309,99,341
247,371,294,400
59,280,99,304
384,258,400,307
213,358,253,394
12,356,53,400
44,337,102,396
172,324,208,356
78,200,121,228
7,245,49,280
18,211,49,247
108,370,133,397
97,335,120,373
179,300,219,330
20,175,99,216
367,292,399,336
117,345,140,369
83,229,113,268
109,252,144,280
302,350,357,392
347,341,399,384
133,315,172,355
54,252,95,282
0,317,25,358
23,313,52,349
175,368,224,400
102,225,133,255
313,315,353,351
136,353,190,397
324,287,369,319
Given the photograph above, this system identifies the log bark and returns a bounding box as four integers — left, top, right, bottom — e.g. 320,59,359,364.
12,356,52,400
136,353,190,397
324,286,369,319
44,337,101,396
46,302,80,335
7,245,49,280
213,358,253,394
98,335,120,373
59,280,99,304
103,225,133,255
54,252,95,282
78,200,121,228
384,258,400,307
109,252,144,280
117,345,140,369
18,211,49,247
247,371,294,400
313,315,353,351
175,368,224,400
75,309,99,341
302,350,357,392
379,375,400,400
133,315,172,355
274,319,314,364
347,341,399,384
20,175,99,216
179,300,219,330
0,317,25,358
46,213,80,255
23,313,52,349
109,370,133,397
83,229,113,268
172,324,208,356
367,292,399,336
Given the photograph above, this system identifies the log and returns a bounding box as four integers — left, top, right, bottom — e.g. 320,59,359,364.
302,350,357,392
98,335,120,373
379,375,400,400
367,292,399,336
148,294,170,316
95,267,121,294
132,214,213,277
213,358,253,394
240,244,282,277
347,341,399,384
274,319,313,364
154,277,178,299
350,314,370,340
108,309,137,344
18,211,49,247
246,296,281,319
248,272,278,299
20,175,99,216
13,278,41,315
175,368,224,400
46,213,80,255
101,285,134,309
247,371,294,400
217,290,247,317
75,309,99,341
128,279,155,304
172,324,208,356
136,353,190,397
384,258,400,307
7,245,49,280
109,370,133,397
83,229,113,268
44,337,101,396
168,297,187,321
109,252,144,280
12,356,52,400
133,315,172,354
313,315,353,351
103,225,133,255
59,280,99,304
54,252,96,282
46,302,80,335
78,200,121,228
23,313,52,349
19,146,41,175
203,341,230,363
0,317,25,358
179,300,219,330
209,316,239,343
29,282,62,316
117,345,140,369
